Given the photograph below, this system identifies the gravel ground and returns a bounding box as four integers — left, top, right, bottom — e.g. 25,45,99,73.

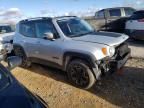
10,58,144,108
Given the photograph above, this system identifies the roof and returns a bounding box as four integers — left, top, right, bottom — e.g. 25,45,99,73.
97,7,136,12
20,16,77,23
20,17,52,22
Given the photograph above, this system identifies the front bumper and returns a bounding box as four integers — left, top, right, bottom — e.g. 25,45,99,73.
109,50,130,71
98,43,131,77
0,43,13,55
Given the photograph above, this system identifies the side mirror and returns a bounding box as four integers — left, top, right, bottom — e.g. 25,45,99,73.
7,56,22,70
43,32,55,41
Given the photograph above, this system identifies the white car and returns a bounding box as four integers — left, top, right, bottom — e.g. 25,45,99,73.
125,10,144,40
0,24,14,58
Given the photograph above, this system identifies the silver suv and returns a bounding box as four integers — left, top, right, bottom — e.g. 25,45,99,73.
13,16,130,89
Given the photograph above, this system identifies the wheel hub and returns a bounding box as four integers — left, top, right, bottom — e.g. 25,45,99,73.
70,64,89,86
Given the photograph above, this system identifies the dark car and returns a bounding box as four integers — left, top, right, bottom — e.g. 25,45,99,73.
0,56,48,108
86,7,136,33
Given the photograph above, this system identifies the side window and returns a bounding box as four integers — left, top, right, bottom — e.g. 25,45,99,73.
35,20,58,38
125,8,135,16
96,10,105,18
109,9,121,17
20,22,35,37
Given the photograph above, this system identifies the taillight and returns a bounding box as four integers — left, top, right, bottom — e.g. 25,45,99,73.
138,18,144,22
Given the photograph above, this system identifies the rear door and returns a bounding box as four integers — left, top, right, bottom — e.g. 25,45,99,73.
107,8,122,23
19,21,40,58
95,10,107,30
106,8,122,31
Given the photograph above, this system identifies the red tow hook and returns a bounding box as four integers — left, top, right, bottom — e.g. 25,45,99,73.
117,67,124,75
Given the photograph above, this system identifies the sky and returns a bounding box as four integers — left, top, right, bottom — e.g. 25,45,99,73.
0,0,144,23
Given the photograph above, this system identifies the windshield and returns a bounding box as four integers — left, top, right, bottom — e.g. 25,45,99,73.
0,25,14,34
57,18,94,37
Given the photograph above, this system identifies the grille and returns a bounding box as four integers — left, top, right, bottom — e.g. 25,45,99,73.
115,43,129,59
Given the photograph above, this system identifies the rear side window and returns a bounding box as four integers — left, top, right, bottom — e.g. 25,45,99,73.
109,9,121,17
130,11,144,20
124,8,135,16
19,22,35,37
96,10,105,18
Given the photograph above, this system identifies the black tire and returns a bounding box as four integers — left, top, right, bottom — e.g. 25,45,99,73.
14,47,31,68
67,59,96,89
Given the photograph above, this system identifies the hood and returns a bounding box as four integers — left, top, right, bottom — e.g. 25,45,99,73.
72,32,129,46
0,32,14,42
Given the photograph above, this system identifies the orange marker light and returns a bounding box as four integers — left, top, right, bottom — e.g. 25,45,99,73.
102,48,107,55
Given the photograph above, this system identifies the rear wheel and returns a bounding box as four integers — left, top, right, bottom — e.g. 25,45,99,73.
14,47,31,68
67,59,96,89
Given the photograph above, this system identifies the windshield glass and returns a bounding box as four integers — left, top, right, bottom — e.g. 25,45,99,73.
57,18,94,37
0,25,14,34
0,66,10,91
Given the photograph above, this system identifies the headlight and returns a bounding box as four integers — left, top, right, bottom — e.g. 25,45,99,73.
109,46,115,57
101,47,115,57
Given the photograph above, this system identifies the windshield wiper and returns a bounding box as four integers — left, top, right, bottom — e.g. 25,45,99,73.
81,31,95,35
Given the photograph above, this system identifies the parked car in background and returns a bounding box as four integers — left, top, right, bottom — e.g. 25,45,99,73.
86,7,136,33
0,24,14,57
0,56,48,108
13,16,130,89
125,10,144,40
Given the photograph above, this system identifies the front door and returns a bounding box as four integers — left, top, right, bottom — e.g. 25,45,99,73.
35,20,63,65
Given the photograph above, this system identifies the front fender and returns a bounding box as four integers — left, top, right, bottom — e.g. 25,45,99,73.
63,51,97,69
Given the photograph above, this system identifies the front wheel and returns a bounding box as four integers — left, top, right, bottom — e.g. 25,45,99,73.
67,59,96,89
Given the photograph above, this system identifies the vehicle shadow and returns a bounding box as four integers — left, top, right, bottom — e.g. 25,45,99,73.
28,64,144,108
89,66,144,108
28,63,69,84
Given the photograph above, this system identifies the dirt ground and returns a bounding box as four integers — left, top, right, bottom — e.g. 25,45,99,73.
10,58,144,108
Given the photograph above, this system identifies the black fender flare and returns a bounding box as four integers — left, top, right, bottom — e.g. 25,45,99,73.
63,52,99,79
63,52,96,70
13,44,27,57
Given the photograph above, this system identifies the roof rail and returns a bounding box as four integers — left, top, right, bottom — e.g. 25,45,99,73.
21,17,51,22
20,16,77,22
55,16,77,19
